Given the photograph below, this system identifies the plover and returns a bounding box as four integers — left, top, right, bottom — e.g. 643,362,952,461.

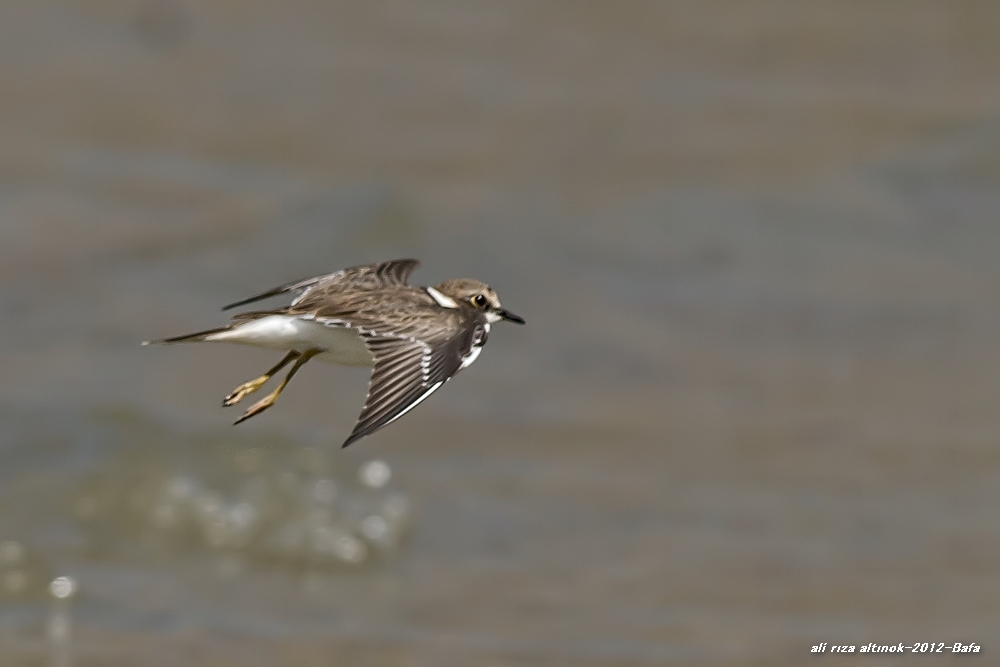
144,259,524,447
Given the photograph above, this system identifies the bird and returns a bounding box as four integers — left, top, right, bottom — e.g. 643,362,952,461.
143,259,525,447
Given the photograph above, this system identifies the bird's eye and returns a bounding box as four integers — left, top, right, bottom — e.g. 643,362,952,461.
472,294,488,308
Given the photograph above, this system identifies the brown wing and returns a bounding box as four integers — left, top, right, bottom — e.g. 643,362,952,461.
342,326,478,447
222,259,420,311
292,285,450,343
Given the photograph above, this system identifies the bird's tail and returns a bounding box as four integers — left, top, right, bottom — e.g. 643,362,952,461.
142,326,233,346
142,310,283,346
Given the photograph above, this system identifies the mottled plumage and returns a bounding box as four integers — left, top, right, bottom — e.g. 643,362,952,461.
144,259,524,447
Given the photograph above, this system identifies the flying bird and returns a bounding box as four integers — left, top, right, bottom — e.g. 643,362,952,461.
144,259,524,447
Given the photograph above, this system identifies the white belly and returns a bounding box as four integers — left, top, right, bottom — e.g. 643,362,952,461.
205,315,373,366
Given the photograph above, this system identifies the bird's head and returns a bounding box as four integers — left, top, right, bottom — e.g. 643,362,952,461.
429,279,525,324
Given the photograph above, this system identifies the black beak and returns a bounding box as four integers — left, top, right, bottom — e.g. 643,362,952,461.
498,309,525,325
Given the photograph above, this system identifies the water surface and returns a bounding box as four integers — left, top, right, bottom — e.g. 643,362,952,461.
1,1,1000,664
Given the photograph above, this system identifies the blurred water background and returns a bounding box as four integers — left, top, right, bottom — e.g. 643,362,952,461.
2,1,1000,664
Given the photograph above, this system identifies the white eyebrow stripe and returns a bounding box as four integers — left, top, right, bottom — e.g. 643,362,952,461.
425,286,459,309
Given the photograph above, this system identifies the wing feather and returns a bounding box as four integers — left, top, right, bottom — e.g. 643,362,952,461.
222,276,331,311
222,259,420,312
343,338,429,447
342,328,475,447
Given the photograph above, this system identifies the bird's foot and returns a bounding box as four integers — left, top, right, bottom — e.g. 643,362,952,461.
233,389,279,424
223,376,269,407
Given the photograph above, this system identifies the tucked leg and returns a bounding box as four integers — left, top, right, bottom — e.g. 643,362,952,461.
233,349,321,425
223,350,300,407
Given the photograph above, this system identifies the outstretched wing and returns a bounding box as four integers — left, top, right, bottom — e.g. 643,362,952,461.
342,328,474,448
222,259,420,311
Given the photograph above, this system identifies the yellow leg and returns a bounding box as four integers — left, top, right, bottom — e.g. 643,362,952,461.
223,351,300,407
233,349,321,425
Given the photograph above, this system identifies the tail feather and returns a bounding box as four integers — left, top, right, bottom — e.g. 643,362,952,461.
141,310,283,346
142,326,232,346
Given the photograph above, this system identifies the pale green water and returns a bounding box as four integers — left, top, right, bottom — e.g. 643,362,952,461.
1,1,1000,664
